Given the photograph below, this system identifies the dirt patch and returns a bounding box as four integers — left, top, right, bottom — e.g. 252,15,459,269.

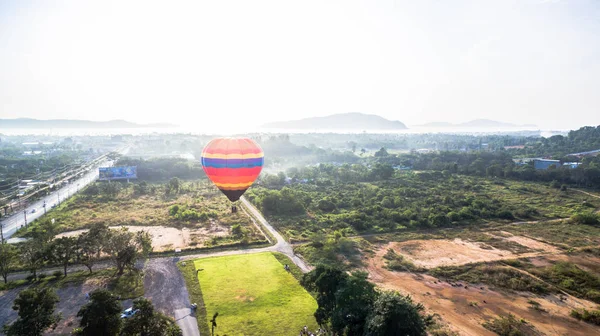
365,244,600,336
386,235,561,269
502,235,560,254
528,256,553,267
235,295,255,302
386,239,514,268
57,224,230,252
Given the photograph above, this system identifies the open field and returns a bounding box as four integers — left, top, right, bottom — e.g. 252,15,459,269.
19,180,267,250
191,253,318,335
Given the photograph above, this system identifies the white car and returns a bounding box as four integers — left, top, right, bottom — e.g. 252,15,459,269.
120,307,138,319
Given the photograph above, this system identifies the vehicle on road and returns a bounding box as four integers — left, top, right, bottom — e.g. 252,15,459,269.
30,209,36,213
120,307,138,319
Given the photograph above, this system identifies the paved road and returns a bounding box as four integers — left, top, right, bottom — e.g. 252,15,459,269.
143,258,200,336
0,159,115,241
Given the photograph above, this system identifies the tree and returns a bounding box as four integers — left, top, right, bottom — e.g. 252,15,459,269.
20,240,44,280
121,298,182,336
28,219,57,245
330,271,377,335
77,223,109,273
167,177,181,195
105,228,152,275
3,287,61,336
371,163,394,180
364,291,428,336
301,265,348,326
0,242,17,283
50,236,77,277
76,289,122,336
374,147,389,157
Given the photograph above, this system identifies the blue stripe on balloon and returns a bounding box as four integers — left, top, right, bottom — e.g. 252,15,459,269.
201,157,264,168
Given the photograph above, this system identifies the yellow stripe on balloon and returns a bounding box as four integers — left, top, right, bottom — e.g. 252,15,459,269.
201,152,264,159
214,181,255,189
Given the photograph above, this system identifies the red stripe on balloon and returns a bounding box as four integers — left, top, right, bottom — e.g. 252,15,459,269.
202,166,262,177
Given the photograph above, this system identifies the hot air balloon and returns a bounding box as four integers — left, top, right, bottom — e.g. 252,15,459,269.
201,138,264,207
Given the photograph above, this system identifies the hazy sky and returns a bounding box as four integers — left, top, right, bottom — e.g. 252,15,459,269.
1,0,599,130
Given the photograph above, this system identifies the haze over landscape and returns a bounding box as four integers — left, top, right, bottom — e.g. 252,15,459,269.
1,0,599,130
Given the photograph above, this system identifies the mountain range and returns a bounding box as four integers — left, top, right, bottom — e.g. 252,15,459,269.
261,112,407,130
416,119,537,128
0,118,176,129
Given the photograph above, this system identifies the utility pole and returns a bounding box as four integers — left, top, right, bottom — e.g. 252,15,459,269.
43,200,47,214
57,191,60,205
23,209,27,227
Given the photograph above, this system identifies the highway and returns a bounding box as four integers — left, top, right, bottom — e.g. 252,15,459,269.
0,159,114,241
0,146,130,241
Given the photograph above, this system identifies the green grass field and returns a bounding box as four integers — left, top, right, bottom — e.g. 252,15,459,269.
193,253,318,335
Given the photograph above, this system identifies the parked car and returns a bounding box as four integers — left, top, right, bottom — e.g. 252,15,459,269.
120,307,138,319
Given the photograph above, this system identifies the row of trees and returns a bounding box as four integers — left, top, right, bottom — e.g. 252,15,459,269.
2,287,180,336
407,151,600,188
0,221,152,283
301,265,429,335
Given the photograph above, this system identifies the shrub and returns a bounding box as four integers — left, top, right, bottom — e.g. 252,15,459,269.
317,199,337,212
169,204,180,216
482,314,538,336
571,212,599,225
496,209,515,220
570,308,600,326
231,224,243,237
38,274,47,280
52,270,63,278
383,249,424,273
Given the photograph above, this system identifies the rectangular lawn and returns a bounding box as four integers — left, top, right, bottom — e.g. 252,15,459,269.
194,252,318,335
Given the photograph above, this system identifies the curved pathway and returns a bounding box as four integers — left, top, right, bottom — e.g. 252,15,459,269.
177,196,311,272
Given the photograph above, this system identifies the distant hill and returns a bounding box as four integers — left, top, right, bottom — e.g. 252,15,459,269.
417,119,537,128
0,118,176,129
261,112,408,130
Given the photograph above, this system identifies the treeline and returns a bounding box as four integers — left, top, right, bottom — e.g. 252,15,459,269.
116,157,205,180
0,221,151,283
404,151,600,188
511,125,600,157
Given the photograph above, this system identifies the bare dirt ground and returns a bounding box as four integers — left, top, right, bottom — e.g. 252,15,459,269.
387,234,559,268
57,224,229,252
365,244,600,336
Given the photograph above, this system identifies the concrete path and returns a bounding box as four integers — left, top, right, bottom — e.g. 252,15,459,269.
144,258,200,336
178,196,312,273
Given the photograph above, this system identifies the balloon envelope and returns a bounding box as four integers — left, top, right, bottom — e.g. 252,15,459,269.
200,137,264,202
